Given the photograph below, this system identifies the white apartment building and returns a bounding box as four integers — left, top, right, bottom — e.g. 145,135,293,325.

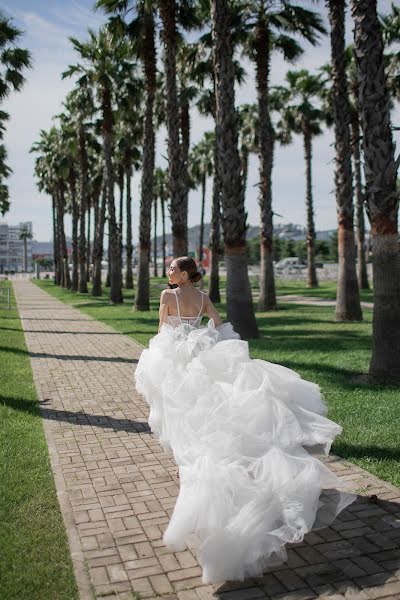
0,221,33,273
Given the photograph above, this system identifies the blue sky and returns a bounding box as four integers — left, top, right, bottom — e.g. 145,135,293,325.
2,0,399,241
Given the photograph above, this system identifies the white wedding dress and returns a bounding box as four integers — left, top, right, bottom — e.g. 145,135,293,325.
134,290,357,584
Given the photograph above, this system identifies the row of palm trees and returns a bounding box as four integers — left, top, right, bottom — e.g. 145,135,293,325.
0,10,32,216
27,1,399,382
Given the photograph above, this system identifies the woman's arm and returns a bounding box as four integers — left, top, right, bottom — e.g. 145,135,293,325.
158,290,169,332
204,294,222,327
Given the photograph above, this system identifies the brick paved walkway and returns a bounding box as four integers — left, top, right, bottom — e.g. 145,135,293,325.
14,281,400,600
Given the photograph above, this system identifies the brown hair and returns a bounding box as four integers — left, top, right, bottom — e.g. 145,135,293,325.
175,256,202,283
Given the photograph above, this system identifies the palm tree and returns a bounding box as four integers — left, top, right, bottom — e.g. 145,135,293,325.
276,70,327,289
0,139,11,216
0,10,31,216
154,167,169,279
19,224,32,272
92,165,107,296
0,10,31,102
342,45,370,290
65,28,136,304
237,103,258,201
189,132,214,263
211,0,259,339
57,102,82,291
327,0,362,322
351,0,400,382
62,85,95,293
192,38,246,305
158,2,201,256
97,0,157,311
240,1,326,311
114,75,143,290
31,128,71,289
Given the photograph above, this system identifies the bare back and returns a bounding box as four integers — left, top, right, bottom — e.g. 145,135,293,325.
159,286,222,330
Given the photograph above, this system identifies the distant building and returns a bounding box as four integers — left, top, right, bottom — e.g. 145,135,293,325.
0,221,33,273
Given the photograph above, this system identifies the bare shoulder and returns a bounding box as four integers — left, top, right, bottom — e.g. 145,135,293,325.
160,288,174,304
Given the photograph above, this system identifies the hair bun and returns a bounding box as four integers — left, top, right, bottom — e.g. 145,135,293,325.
190,271,202,283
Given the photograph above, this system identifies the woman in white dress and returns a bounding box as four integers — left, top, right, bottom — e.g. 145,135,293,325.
135,256,357,584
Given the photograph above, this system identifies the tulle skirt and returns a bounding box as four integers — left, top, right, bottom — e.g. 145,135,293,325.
134,319,356,583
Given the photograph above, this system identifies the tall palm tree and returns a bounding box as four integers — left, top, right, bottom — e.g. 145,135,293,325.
352,0,400,382
211,0,259,339
327,0,362,322
57,102,81,291
342,45,370,290
97,0,157,311
240,1,326,311
189,132,214,263
114,74,143,290
276,70,327,289
192,38,246,305
62,86,95,293
158,1,200,256
19,224,32,272
31,128,71,289
65,28,136,304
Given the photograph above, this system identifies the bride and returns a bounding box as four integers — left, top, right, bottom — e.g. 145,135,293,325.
134,256,357,584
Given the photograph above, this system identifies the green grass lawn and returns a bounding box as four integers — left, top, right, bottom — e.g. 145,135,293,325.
0,282,78,600
34,277,399,490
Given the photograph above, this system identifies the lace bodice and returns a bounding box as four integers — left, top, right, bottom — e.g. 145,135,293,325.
168,288,205,328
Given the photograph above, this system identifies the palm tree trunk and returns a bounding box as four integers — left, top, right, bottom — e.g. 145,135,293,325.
92,173,107,297
352,0,400,382
240,146,249,201
78,122,88,293
208,129,221,303
199,173,206,263
328,0,362,321
118,165,124,284
350,110,369,289
211,0,259,339
70,173,79,291
102,86,123,304
125,158,134,290
57,183,71,289
303,127,318,288
180,98,190,254
161,194,167,278
86,203,91,282
23,238,27,272
52,194,60,285
255,17,277,310
153,198,158,277
136,14,156,311
159,0,187,256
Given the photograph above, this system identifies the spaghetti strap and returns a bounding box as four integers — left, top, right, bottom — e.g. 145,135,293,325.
196,291,204,320
173,288,181,322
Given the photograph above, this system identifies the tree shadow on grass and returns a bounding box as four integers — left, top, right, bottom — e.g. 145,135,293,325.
1,394,151,433
333,441,400,463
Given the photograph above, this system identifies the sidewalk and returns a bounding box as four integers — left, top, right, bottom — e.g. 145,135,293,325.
13,281,400,600
276,296,373,309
